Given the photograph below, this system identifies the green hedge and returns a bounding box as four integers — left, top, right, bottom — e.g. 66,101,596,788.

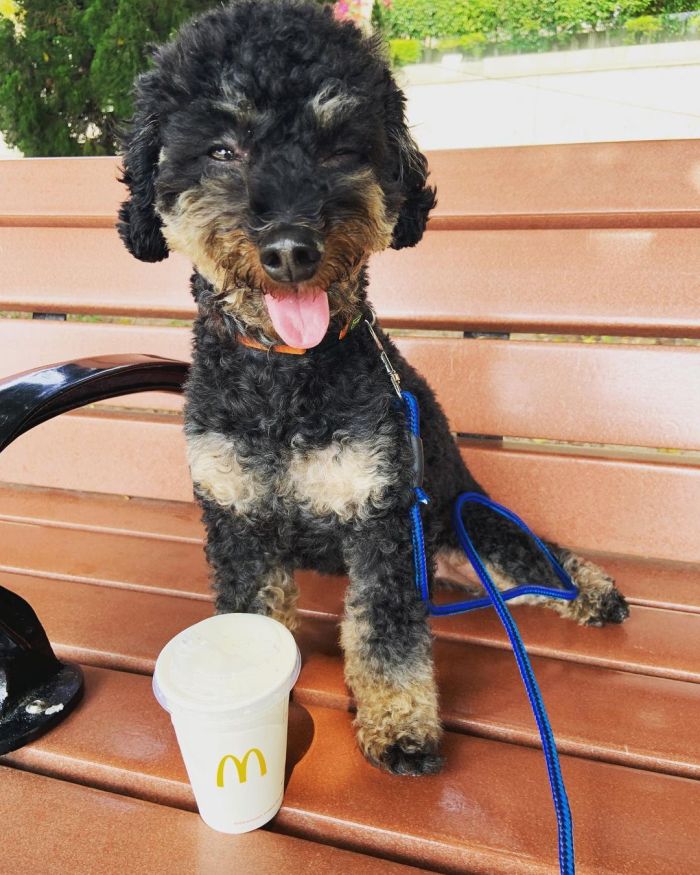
436,33,488,55
388,37,422,64
375,0,699,41
375,0,497,40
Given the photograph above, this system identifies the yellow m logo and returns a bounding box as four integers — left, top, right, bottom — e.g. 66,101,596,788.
216,749,267,787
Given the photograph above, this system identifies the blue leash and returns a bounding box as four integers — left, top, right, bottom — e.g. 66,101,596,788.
403,388,576,875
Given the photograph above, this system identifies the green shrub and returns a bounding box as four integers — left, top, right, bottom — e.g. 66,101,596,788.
378,0,499,40
646,0,699,11
388,37,422,65
623,13,663,41
0,0,335,157
376,0,668,43
436,33,488,56
0,0,221,156
624,13,663,32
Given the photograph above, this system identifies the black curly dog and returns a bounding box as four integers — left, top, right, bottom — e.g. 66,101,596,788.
118,0,629,776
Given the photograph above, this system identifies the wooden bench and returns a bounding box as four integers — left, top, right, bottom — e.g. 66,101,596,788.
1,140,699,873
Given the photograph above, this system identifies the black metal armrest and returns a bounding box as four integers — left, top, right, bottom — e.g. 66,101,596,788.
0,353,188,753
0,353,188,453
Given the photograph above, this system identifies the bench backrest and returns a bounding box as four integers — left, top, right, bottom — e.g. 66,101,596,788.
0,141,698,563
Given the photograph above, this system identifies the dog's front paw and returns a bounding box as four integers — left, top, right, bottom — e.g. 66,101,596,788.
356,719,444,777
357,724,444,776
585,586,630,627
552,554,631,626
378,738,444,776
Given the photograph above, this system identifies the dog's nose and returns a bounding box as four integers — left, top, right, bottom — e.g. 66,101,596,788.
259,226,323,283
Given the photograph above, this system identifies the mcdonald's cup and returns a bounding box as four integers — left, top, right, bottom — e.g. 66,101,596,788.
153,613,301,833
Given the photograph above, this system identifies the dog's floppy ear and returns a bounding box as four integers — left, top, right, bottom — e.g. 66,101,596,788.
385,84,436,250
117,72,169,263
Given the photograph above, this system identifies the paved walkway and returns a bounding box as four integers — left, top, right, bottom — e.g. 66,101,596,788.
401,42,700,149
0,137,19,158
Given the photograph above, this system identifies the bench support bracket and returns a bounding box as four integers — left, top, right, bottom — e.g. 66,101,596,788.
0,585,84,754
0,353,188,750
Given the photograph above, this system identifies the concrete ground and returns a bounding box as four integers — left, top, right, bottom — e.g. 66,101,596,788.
400,40,700,150
0,136,20,158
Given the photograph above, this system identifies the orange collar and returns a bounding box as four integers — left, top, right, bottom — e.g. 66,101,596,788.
235,313,361,355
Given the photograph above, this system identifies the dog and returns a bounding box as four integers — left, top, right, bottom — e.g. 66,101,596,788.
118,0,629,776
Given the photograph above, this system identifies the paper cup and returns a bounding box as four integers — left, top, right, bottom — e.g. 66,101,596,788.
153,613,301,833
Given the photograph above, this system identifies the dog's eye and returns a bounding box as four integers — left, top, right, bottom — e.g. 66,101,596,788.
209,146,238,162
322,149,362,164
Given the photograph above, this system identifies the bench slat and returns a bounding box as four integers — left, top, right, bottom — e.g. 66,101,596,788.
370,227,700,336
400,336,700,449
3,320,698,449
0,226,194,318
0,157,121,226
0,520,210,598
0,412,696,560
0,766,422,874
296,571,700,684
6,564,700,684
0,318,191,413
3,225,700,336
3,142,699,229
0,483,202,542
463,442,700,564
3,666,698,874
0,411,193,502
3,510,700,614
427,140,700,229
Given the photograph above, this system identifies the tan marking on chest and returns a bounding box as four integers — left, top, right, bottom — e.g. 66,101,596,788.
288,436,394,522
187,430,395,521
186,431,264,512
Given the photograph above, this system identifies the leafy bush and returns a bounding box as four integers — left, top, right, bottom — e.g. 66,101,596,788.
646,0,699,10
0,0,224,156
388,36,422,64
376,0,499,40
376,0,690,43
436,33,488,56
624,13,664,31
623,13,664,41
0,0,336,157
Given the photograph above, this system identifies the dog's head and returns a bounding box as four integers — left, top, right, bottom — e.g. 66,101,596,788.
118,0,435,346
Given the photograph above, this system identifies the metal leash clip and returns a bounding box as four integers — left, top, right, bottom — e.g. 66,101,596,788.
363,308,402,399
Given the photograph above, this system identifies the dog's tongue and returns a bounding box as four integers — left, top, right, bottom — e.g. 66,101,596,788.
263,287,330,349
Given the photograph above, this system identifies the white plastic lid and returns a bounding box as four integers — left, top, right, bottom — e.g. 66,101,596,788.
152,613,301,717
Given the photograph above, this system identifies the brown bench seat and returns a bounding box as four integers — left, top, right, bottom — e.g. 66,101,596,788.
1,140,699,873
3,584,699,872
1,767,425,875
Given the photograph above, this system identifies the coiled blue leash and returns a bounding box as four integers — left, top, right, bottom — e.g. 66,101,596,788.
363,313,576,873
403,388,577,875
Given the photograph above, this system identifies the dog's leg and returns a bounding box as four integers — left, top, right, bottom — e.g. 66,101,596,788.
437,505,629,627
201,501,299,631
248,566,300,632
340,522,443,776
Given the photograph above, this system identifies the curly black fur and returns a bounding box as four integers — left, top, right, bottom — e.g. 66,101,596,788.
118,0,629,776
